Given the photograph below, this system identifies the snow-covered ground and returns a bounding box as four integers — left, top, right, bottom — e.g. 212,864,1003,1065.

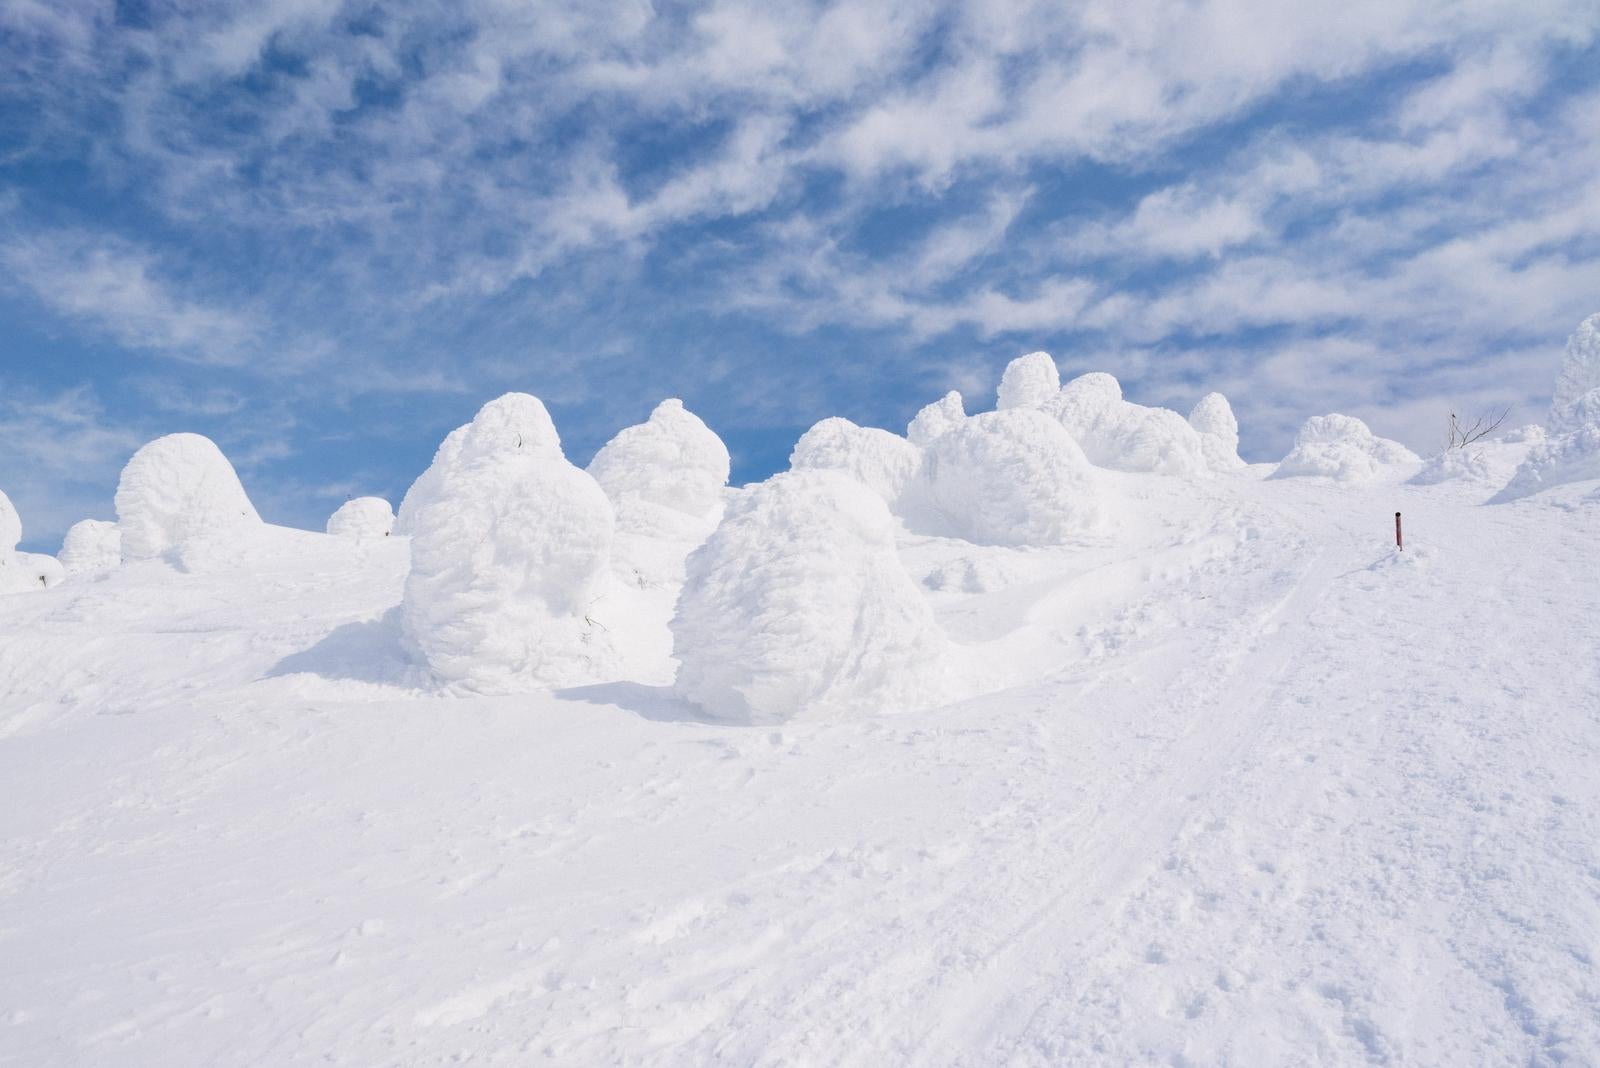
4,334,1600,1065
2,446,1596,1065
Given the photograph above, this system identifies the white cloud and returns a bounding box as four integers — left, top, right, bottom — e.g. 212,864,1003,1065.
0,230,259,364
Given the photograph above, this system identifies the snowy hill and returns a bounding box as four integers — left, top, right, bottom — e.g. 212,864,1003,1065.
3,351,1599,1064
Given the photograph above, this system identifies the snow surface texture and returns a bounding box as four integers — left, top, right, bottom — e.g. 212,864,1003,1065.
1550,313,1600,432
326,497,394,540
788,417,921,505
1045,372,1211,476
401,394,618,693
995,351,1060,411
58,519,122,573
919,408,1102,546
1188,392,1246,470
4,435,1597,1066
672,469,947,724
906,390,966,447
113,433,263,569
1272,413,1420,483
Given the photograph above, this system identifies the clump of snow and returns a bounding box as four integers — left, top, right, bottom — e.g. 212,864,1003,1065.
326,497,394,540
401,393,618,693
588,399,730,529
1189,392,1245,470
672,470,948,724
58,519,122,573
996,351,1060,411
789,417,921,505
920,408,1102,546
1271,414,1419,483
1409,448,1495,485
1044,373,1211,476
1550,314,1600,433
1493,425,1600,502
114,434,263,566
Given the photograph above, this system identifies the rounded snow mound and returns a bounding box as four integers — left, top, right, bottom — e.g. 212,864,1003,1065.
920,408,1101,546
59,519,122,573
672,470,948,724
996,351,1060,411
789,417,921,505
114,433,262,564
1409,448,1496,485
1189,392,1245,469
401,393,618,693
1272,415,1419,483
1044,373,1210,476
1550,313,1600,433
588,399,730,524
326,497,394,540
906,390,966,446
1493,424,1600,502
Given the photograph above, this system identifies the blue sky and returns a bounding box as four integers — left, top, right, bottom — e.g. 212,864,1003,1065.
2,0,1598,550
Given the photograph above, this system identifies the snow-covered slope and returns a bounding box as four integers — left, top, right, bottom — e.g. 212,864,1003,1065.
2,433,1596,1065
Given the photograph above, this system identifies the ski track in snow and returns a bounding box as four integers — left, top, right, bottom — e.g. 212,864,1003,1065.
1,463,1597,1065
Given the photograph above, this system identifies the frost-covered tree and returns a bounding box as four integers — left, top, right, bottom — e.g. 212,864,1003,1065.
1189,392,1246,470
114,433,263,567
789,417,921,506
996,351,1061,411
672,470,948,724
1045,373,1210,476
326,497,395,540
920,408,1103,546
1271,414,1418,483
1550,313,1600,433
906,390,966,447
401,393,618,692
58,519,122,573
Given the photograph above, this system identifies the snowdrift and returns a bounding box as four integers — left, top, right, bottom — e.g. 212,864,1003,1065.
401,394,618,693
672,470,948,724
58,519,122,573
1271,414,1418,483
326,497,395,540
114,433,263,569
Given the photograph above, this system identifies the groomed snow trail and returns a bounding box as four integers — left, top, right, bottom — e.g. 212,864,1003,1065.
1,466,1596,1065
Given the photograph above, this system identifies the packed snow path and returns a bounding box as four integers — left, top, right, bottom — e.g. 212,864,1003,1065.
1,469,1596,1065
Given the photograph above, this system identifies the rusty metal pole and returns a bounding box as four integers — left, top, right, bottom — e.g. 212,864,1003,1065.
1395,511,1403,551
